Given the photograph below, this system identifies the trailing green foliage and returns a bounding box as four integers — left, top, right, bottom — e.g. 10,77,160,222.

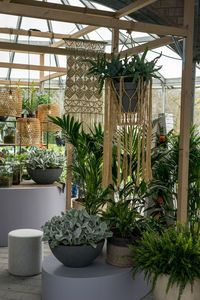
84,48,161,93
42,208,113,248
129,223,200,300
25,148,65,170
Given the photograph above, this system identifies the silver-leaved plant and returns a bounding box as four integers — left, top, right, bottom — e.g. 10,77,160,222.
42,209,113,248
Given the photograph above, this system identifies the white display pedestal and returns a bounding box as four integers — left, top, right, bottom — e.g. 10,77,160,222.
42,252,151,300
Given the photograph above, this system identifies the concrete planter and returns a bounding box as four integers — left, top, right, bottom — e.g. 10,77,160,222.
106,236,135,267
153,275,200,300
27,168,62,184
50,240,105,268
72,198,84,210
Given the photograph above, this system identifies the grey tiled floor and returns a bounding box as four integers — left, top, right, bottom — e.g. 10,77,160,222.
0,244,154,300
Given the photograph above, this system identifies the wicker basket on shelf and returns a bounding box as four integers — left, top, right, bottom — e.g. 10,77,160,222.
38,104,60,132
0,87,22,117
16,118,41,147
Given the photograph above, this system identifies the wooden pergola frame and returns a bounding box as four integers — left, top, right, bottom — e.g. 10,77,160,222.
0,0,195,224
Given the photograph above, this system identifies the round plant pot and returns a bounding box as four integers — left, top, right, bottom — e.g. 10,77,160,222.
0,116,8,121
27,168,62,184
0,174,13,188
153,275,200,300
4,135,15,144
50,240,105,268
106,236,135,268
72,198,85,210
114,80,138,113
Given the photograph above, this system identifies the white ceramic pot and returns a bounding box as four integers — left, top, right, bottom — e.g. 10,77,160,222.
153,275,200,300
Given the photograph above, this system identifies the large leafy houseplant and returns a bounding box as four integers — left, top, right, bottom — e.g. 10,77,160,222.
49,115,109,214
42,208,112,267
84,48,161,93
129,223,200,300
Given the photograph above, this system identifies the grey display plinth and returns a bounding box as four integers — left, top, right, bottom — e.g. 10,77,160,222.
42,253,151,300
0,184,65,246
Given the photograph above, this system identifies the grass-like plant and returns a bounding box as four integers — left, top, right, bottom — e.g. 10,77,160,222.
42,208,113,248
129,223,200,300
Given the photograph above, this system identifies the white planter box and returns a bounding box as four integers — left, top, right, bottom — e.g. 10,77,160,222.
154,275,200,300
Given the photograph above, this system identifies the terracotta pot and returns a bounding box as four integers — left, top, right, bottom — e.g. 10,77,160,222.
153,275,200,300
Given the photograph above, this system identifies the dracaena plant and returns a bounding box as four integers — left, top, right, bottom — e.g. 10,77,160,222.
84,47,162,93
42,208,113,248
129,222,200,300
25,148,65,170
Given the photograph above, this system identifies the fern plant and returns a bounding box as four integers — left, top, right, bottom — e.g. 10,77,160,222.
129,223,200,300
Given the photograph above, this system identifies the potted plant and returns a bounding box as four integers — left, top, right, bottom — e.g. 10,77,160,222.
129,223,200,300
101,192,141,267
3,126,15,144
0,164,13,187
22,84,38,118
25,148,65,184
42,208,112,267
85,48,161,112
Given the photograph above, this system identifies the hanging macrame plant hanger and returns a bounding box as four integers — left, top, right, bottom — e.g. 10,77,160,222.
102,31,153,189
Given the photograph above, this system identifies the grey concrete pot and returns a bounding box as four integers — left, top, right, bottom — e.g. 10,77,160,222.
50,240,105,268
27,168,62,184
114,81,138,112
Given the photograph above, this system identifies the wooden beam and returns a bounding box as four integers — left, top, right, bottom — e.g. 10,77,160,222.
51,25,98,48
40,72,65,82
0,41,68,55
115,0,158,18
119,36,176,58
0,1,188,36
177,0,195,225
0,62,67,72
0,27,70,39
0,80,41,86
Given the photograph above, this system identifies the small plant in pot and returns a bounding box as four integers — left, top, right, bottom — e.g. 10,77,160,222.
0,164,13,187
22,84,38,118
25,148,65,184
84,48,161,112
42,208,113,268
129,222,200,300
101,182,144,267
3,126,15,144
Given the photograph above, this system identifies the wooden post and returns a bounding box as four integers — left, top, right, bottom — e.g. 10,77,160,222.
177,0,195,225
40,54,44,94
66,142,72,210
112,28,119,54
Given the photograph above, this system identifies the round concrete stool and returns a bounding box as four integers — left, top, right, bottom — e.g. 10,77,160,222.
8,229,43,276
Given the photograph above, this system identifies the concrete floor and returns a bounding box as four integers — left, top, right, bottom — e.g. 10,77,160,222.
0,244,154,300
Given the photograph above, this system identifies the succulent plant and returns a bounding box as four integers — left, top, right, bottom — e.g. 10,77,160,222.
42,208,113,248
25,148,65,170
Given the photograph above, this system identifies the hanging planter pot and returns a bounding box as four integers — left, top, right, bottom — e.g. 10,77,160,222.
0,87,22,117
112,78,139,113
15,118,41,147
38,104,60,132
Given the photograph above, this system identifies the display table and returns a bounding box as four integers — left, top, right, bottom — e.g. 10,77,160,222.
0,181,66,246
42,253,151,300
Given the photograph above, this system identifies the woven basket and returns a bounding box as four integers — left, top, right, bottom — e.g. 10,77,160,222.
38,104,60,132
0,87,22,117
16,118,41,147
